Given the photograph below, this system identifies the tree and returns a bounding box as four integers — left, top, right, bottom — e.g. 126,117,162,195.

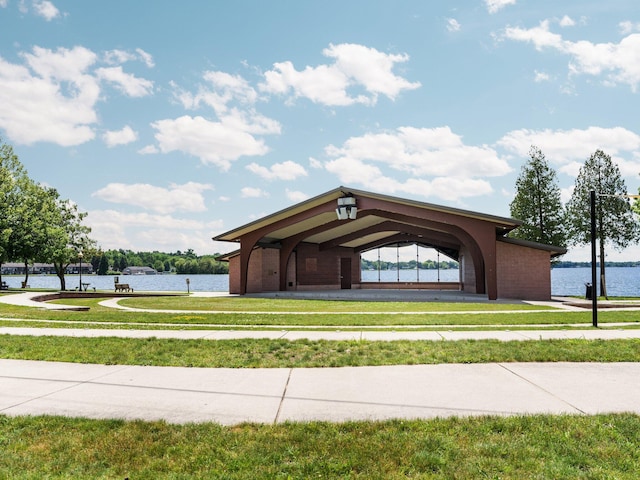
40,195,95,291
0,139,29,283
565,149,639,298
98,255,109,275
509,146,567,248
10,181,62,287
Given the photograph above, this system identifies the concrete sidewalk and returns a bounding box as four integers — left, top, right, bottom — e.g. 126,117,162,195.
3,325,640,341
2,359,639,425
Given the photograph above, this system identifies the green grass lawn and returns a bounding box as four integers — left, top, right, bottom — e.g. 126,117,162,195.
1,413,639,479
115,295,554,312
5,296,640,328
2,336,640,367
2,294,640,477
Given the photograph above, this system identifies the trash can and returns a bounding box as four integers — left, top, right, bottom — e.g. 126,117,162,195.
585,283,592,300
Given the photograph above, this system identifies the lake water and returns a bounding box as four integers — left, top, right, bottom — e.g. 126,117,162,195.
2,267,639,297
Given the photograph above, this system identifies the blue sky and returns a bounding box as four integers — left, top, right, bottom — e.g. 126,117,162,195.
1,0,640,262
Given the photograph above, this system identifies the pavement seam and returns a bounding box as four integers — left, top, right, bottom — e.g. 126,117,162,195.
497,363,586,414
0,364,133,413
274,368,293,424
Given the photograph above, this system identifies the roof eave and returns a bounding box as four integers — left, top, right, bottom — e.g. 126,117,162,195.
212,185,522,243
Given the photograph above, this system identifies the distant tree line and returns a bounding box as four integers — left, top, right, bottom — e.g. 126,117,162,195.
361,258,459,271
89,249,228,275
552,261,640,269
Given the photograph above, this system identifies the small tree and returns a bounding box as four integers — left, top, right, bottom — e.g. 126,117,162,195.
565,150,639,298
98,255,109,275
509,146,567,248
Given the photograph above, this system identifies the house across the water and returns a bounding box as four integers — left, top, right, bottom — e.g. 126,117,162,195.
122,266,157,275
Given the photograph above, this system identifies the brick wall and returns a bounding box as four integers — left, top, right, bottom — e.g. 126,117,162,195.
228,255,240,294
459,247,476,294
295,242,359,289
245,247,280,293
496,240,552,300
260,247,280,292
285,251,297,290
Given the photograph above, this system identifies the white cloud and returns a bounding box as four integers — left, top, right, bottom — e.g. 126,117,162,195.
497,126,640,177
503,21,640,91
286,189,310,202
534,70,550,82
620,21,640,35
485,0,516,14
326,126,510,178
138,144,159,155
559,15,576,28
151,115,275,170
135,48,155,68
241,187,268,198
322,126,505,202
324,157,493,201
104,48,155,68
85,209,224,254
96,66,154,97
0,0,7,7
246,160,308,180
92,182,213,214
33,0,59,20
560,185,574,204
309,156,323,169
155,72,281,169
102,125,138,147
175,71,258,113
0,46,98,145
0,44,156,146
259,43,420,106
446,18,461,33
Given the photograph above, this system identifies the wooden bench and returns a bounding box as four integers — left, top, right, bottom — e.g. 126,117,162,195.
114,283,133,292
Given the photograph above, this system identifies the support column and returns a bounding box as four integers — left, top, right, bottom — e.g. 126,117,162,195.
474,229,497,300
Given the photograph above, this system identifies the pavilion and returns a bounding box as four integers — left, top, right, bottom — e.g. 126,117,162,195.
214,186,566,300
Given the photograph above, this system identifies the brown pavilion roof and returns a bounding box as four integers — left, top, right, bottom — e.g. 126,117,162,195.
213,186,522,253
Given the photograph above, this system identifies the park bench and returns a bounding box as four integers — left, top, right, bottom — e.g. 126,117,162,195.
114,283,133,293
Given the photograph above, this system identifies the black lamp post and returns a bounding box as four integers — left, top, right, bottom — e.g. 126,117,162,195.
589,191,640,328
590,191,597,327
78,251,83,292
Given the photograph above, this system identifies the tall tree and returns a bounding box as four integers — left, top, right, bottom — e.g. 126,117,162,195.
98,255,109,275
0,139,29,282
39,194,95,291
10,181,60,287
509,146,567,248
565,149,639,298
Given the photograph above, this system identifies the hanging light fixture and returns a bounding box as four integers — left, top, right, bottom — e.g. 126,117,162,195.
336,196,357,220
